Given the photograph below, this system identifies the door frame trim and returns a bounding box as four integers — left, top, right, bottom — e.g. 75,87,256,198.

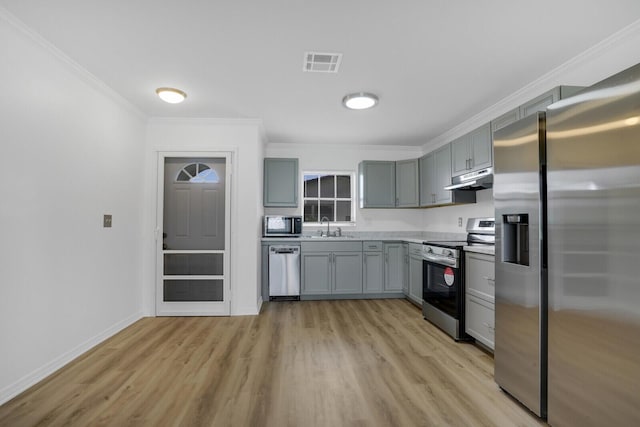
155,151,234,316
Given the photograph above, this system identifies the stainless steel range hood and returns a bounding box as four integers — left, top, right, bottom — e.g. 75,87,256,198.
444,167,493,191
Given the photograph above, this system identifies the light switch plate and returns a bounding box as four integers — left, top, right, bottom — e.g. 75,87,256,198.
103,214,112,228
458,217,463,227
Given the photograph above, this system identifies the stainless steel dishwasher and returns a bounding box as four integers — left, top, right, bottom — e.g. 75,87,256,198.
268,245,301,300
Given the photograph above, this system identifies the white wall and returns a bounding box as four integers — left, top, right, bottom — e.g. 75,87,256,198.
0,14,146,404
143,119,264,316
423,19,640,152
265,143,425,231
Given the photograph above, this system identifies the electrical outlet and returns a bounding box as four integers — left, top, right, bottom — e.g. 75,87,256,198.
458,217,463,227
103,214,112,228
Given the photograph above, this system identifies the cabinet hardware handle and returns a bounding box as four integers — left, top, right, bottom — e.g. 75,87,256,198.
483,276,495,284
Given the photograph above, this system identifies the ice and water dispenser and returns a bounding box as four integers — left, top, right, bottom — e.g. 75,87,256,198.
501,214,530,266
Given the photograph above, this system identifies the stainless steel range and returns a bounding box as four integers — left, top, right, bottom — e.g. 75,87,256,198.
422,218,495,340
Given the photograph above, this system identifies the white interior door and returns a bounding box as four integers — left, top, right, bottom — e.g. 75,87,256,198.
156,154,231,316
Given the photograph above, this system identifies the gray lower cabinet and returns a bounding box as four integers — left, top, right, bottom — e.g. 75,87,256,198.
333,252,363,294
358,161,396,208
263,158,298,207
465,252,495,350
383,242,404,292
301,241,363,295
363,241,383,293
301,252,332,295
395,159,419,207
402,244,409,294
407,244,423,305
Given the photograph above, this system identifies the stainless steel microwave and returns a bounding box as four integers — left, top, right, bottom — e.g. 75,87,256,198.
263,215,303,237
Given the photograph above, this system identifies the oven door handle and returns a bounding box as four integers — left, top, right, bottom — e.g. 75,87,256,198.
422,253,458,268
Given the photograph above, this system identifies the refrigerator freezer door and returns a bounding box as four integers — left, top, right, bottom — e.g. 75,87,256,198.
493,112,546,417
546,63,640,427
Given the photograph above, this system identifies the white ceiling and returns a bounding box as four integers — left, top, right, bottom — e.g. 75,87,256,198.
3,1,640,146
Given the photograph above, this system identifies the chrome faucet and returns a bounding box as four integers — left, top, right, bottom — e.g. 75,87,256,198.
320,216,330,236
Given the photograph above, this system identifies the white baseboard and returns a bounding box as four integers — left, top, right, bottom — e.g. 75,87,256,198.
0,311,144,406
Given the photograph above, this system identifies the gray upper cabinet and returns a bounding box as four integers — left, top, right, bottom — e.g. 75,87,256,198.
395,159,419,207
519,86,583,118
434,144,454,204
263,158,298,207
469,123,492,171
491,108,519,134
451,122,492,177
491,86,585,138
420,144,454,206
419,151,436,207
358,161,396,208
451,134,469,177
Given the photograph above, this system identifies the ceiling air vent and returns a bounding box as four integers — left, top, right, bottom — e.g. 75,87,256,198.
303,52,342,73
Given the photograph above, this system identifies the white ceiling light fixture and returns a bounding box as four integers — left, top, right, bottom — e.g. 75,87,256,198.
156,87,187,104
342,92,379,110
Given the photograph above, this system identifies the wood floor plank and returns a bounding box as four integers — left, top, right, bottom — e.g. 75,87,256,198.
0,299,545,427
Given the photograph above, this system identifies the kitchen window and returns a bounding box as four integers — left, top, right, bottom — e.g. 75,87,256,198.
303,172,355,225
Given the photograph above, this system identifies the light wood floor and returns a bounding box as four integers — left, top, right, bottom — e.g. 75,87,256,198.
0,299,545,426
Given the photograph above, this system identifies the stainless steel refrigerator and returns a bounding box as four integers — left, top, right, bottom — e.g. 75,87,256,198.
494,111,548,418
494,63,640,426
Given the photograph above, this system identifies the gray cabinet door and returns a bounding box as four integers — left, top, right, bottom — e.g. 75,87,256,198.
333,252,363,294
301,252,331,294
451,123,492,176
434,144,453,204
402,244,409,294
469,123,492,171
491,108,520,134
359,161,396,208
519,88,559,118
395,159,419,207
384,243,404,292
408,255,423,304
363,252,384,293
419,152,436,206
451,135,470,177
263,158,298,207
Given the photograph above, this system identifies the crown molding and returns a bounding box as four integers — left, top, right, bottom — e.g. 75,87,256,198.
266,141,423,152
147,117,264,127
0,6,147,121
423,17,640,152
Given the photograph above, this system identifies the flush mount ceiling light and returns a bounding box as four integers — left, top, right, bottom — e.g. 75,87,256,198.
342,92,378,110
156,87,187,104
